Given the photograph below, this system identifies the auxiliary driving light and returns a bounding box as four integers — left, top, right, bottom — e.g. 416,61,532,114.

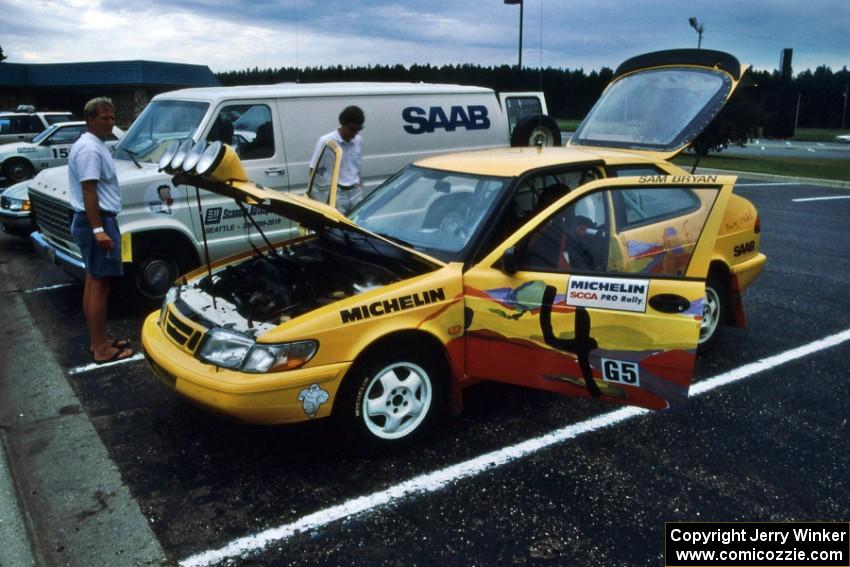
182,140,208,173
157,141,181,173
195,141,247,183
169,139,195,172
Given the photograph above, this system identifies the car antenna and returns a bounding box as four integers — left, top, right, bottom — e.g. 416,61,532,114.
193,186,217,309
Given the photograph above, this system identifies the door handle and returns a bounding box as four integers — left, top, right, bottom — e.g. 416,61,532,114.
649,294,691,313
264,167,286,176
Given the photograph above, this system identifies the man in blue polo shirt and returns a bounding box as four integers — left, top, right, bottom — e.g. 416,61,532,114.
68,97,133,364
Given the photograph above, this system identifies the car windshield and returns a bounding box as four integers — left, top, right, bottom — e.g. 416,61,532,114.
349,166,511,262
573,67,732,151
114,100,209,163
32,124,60,144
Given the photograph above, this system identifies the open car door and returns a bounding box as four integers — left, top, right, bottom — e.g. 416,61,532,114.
306,139,342,210
462,174,736,410
570,49,748,160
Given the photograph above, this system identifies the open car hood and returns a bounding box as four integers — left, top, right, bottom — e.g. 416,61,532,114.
570,49,749,160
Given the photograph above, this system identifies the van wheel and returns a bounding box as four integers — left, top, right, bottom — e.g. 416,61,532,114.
699,275,726,353
3,159,34,182
133,250,180,299
511,115,562,147
337,344,446,452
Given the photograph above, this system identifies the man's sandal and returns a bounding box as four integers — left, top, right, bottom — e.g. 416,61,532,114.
93,346,134,365
89,339,131,355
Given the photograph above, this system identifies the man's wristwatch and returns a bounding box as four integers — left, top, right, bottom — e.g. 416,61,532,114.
92,227,104,235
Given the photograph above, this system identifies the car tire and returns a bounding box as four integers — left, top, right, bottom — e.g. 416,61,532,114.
698,275,726,353
3,159,34,183
133,249,181,299
510,115,562,147
337,344,446,452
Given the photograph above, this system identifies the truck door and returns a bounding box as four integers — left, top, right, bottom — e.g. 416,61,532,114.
191,102,293,258
462,175,735,410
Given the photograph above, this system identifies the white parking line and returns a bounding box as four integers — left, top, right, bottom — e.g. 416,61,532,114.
792,195,850,202
68,353,145,375
179,327,850,567
22,282,78,294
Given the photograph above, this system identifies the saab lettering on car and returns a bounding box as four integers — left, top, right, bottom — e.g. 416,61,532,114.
402,105,490,134
734,240,756,257
566,276,649,313
340,288,446,324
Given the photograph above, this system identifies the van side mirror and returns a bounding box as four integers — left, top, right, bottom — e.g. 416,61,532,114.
501,246,518,275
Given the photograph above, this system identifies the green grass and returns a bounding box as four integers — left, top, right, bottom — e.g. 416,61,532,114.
555,118,581,131
791,128,848,143
672,154,850,182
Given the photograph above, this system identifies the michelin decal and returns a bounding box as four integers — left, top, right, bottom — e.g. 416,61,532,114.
566,275,649,313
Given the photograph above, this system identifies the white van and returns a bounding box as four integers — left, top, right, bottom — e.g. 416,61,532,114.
28,82,559,297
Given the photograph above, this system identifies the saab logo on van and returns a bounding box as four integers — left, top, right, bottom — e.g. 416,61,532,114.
402,105,490,134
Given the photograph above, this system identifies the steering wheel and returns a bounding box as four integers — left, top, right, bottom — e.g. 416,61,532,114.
439,211,468,239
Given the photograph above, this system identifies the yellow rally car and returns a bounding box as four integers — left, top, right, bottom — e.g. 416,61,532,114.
142,49,765,449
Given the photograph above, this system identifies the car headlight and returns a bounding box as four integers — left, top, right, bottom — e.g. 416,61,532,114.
242,340,318,373
198,328,317,373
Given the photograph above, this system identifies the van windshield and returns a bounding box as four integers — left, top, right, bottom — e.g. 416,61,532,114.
115,100,209,163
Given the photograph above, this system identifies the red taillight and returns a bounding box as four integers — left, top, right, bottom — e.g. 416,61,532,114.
754,214,761,234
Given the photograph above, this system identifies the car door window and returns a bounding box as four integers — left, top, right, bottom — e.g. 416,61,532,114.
517,186,715,277
504,96,543,133
26,116,43,133
207,104,274,160
486,166,603,252
48,125,85,145
517,191,609,273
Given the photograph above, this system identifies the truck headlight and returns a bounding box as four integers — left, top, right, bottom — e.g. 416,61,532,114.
198,328,317,373
3,198,28,211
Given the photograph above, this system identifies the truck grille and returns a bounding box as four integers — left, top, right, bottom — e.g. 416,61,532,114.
0,196,11,210
28,190,74,241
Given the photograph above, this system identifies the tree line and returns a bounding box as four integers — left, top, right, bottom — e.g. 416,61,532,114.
217,63,850,132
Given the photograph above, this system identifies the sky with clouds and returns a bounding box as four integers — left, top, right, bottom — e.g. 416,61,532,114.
1,0,848,75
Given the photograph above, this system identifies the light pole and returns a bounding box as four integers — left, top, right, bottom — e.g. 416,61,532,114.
504,0,523,69
688,17,704,49
842,85,848,130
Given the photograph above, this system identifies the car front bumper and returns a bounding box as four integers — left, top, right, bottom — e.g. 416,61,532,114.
141,311,350,425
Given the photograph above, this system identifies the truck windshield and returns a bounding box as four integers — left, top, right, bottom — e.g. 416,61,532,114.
350,166,511,262
114,100,209,163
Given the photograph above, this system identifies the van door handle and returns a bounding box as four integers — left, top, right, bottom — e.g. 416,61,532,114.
265,167,286,176
649,293,691,313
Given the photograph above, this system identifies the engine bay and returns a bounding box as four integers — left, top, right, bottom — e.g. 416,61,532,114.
181,234,434,331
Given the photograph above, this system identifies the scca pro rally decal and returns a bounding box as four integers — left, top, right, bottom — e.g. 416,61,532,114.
566,276,649,313
340,288,446,324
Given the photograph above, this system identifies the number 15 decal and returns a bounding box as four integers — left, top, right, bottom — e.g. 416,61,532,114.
52,148,69,159
601,358,640,387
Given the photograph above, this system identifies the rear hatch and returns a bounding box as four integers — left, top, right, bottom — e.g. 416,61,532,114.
570,49,748,160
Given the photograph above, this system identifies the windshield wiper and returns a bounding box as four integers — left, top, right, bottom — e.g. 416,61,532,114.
376,232,414,248
121,148,143,169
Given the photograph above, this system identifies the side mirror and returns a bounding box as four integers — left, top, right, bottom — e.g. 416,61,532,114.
501,246,518,275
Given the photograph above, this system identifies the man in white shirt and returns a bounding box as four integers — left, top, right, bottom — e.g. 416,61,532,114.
68,97,133,364
309,106,364,215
